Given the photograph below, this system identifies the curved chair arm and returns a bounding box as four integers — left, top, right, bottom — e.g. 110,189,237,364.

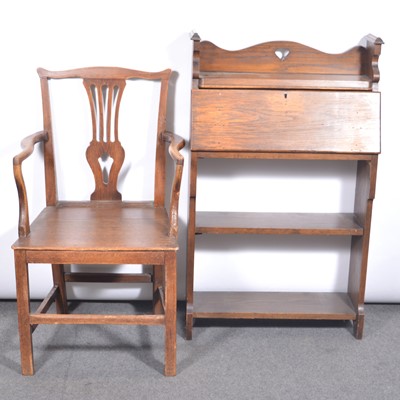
163,131,185,165
13,130,48,237
163,131,185,238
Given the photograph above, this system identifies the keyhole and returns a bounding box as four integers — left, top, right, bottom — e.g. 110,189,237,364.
98,152,114,185
275,48,290,61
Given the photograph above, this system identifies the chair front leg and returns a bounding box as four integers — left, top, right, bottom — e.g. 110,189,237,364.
163,251,177,376
14,250,34,375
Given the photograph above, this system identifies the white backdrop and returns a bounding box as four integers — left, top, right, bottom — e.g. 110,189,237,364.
0,0,398,302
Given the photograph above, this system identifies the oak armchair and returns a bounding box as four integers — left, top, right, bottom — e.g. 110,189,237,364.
12,67,185,376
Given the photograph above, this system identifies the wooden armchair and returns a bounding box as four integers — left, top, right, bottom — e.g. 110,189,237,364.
12,67,185,376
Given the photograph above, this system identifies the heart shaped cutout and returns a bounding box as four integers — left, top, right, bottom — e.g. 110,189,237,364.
275,48,290,61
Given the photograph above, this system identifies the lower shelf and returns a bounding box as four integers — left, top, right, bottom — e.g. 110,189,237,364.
192,291,357,320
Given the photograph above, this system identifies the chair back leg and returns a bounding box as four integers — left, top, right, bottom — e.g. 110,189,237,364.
52,264,69,314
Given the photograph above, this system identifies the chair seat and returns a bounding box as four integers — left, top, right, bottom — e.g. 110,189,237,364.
12,201,178,252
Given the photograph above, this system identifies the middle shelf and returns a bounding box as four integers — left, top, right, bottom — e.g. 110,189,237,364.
195,211,363,236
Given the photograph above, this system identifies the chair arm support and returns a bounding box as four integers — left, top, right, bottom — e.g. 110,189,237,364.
163,131,185,165
13,130,48,237
163,131,185,238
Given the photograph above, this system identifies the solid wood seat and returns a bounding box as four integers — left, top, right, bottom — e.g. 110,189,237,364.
13,202,178,251
12,67,184,376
